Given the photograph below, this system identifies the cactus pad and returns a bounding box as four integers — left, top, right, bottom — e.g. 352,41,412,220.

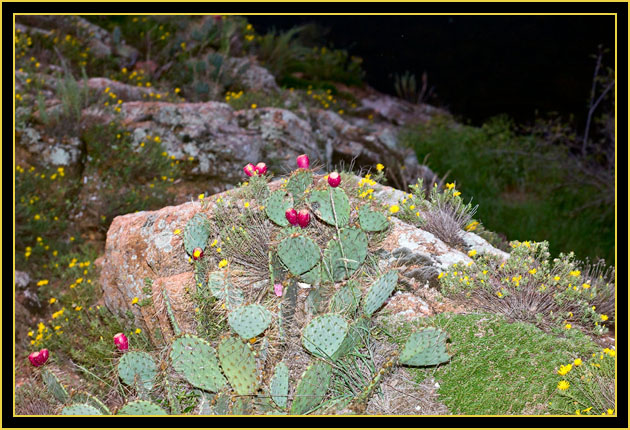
399,327,450,367
170,334,227,392
42,368,69,404
183,213,211,256
117,351,157,391
72,392,111,414
61,404,102,415
218,336,259,396
286,169,313,202
228,304,272,340
309,187,351,227
269,362,289,408
117,400,168,415
277,235,320,275
302,313,349,360
265,190,293,227
358,205,389,232
290,361,333,415
207,271,244,310
323,228,368,281
363,270,398,317
329,281,361,315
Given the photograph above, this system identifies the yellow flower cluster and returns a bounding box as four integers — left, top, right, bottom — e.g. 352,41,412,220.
225,90,243,101
357,174,376,199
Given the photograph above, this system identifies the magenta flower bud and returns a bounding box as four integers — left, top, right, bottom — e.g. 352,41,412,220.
296,154,310,169
114,332,129,351
274,283,283,297
297,209,310,228
243,163,256,177
192,247,204,261
285,208,298,225
28,350,45,367
255,162,267,175
328,172,341,188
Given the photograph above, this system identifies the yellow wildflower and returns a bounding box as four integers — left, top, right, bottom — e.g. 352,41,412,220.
135,328,142,334
468,250,477,257
219,259,228,268
445,182,455,190
569,270,581,277
389,205,400,214
49,297,56,304
37,280,49,286
574,358,582,366
557,380,570,390
600,314,608,321
453,191,461,197
131,297,139,305
376,163,384,171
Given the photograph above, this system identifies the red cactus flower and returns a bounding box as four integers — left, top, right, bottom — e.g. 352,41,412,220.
243,163,256,177
192,247,204,260
274,283,283,297
255,162,268,175
328,172,341,187
296,154,310,169
39,348,49,365
297,209,311,228
285,208,298,225
28,349,48,367
114,332,129,351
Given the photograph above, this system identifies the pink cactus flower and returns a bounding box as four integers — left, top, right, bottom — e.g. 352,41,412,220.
28,349,48,367
255,162,268,175
114,332,129,351
296,154,310,169
285,208,298,225
274,283,283,297
192,247,204,260
243,163,256,177
328,172,341,187
297,209,311,228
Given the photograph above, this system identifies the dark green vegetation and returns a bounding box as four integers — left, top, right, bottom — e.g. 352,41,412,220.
402,114,615,264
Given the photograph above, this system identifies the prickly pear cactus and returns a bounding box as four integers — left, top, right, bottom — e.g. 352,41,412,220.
183,213,211,256
309,187,351,227
117,400,168,415
329,281,361,314
212,390,231,415
286,169,313,202
72,392,111,414
269,362,289,408
277,235,320,276
302,313,349,360
61,404,102,415
231,396,253,415
323,228,368,281
228,304,272,340
170,334,227,392
290,361,333,415
207,271,244,310
358,205,389,232
117,351,157,391
265,190,293,227
42,368,69,404
363,270,398,317
217,336,259,396
399,327,450,367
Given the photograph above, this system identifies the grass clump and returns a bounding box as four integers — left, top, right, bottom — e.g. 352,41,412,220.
378,312,599,415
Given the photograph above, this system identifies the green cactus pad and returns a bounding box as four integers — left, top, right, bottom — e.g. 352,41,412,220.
117,351,157,391
290,361,333,415
42,368,69,404
358,205,389,232
277,235,320,276
323,228,368,281
309,187,350,227
335,316,370,358
363,270,398,317
117,400,168,415
329,281,361,314
170,334,227,392
61,404,102,415
213,390,231,415
269,362,289,408
265,190,293,227
300,262,323,285
218,336,259,396
302,313,349,360
399,327,450,367
207,271,244,310
228,304,272,340
72,392,111,414
231,397,254,415
183,213,211,256
286,169,313,202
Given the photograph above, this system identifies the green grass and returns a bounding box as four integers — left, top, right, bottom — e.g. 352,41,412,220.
400,115,614,264
377,312,599,415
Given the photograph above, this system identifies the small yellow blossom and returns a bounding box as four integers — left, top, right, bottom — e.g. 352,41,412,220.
468,250,477,257
131,297,139,305
565,323,572,330
453,191,461,197
438,272,446,279
529,268,537,274
75,306,82,311
600,314,608,321
445,182,455,189
199,194,205,200
557,380,570,390
49,297,56,304
219,259,228,268
376,163,384,171
37,280,49,286
574,358,582,366
174,229,181,235
135,328,142,334
496,291,503,298
251,103,257,109
569,270,581,277
389,205,400,214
